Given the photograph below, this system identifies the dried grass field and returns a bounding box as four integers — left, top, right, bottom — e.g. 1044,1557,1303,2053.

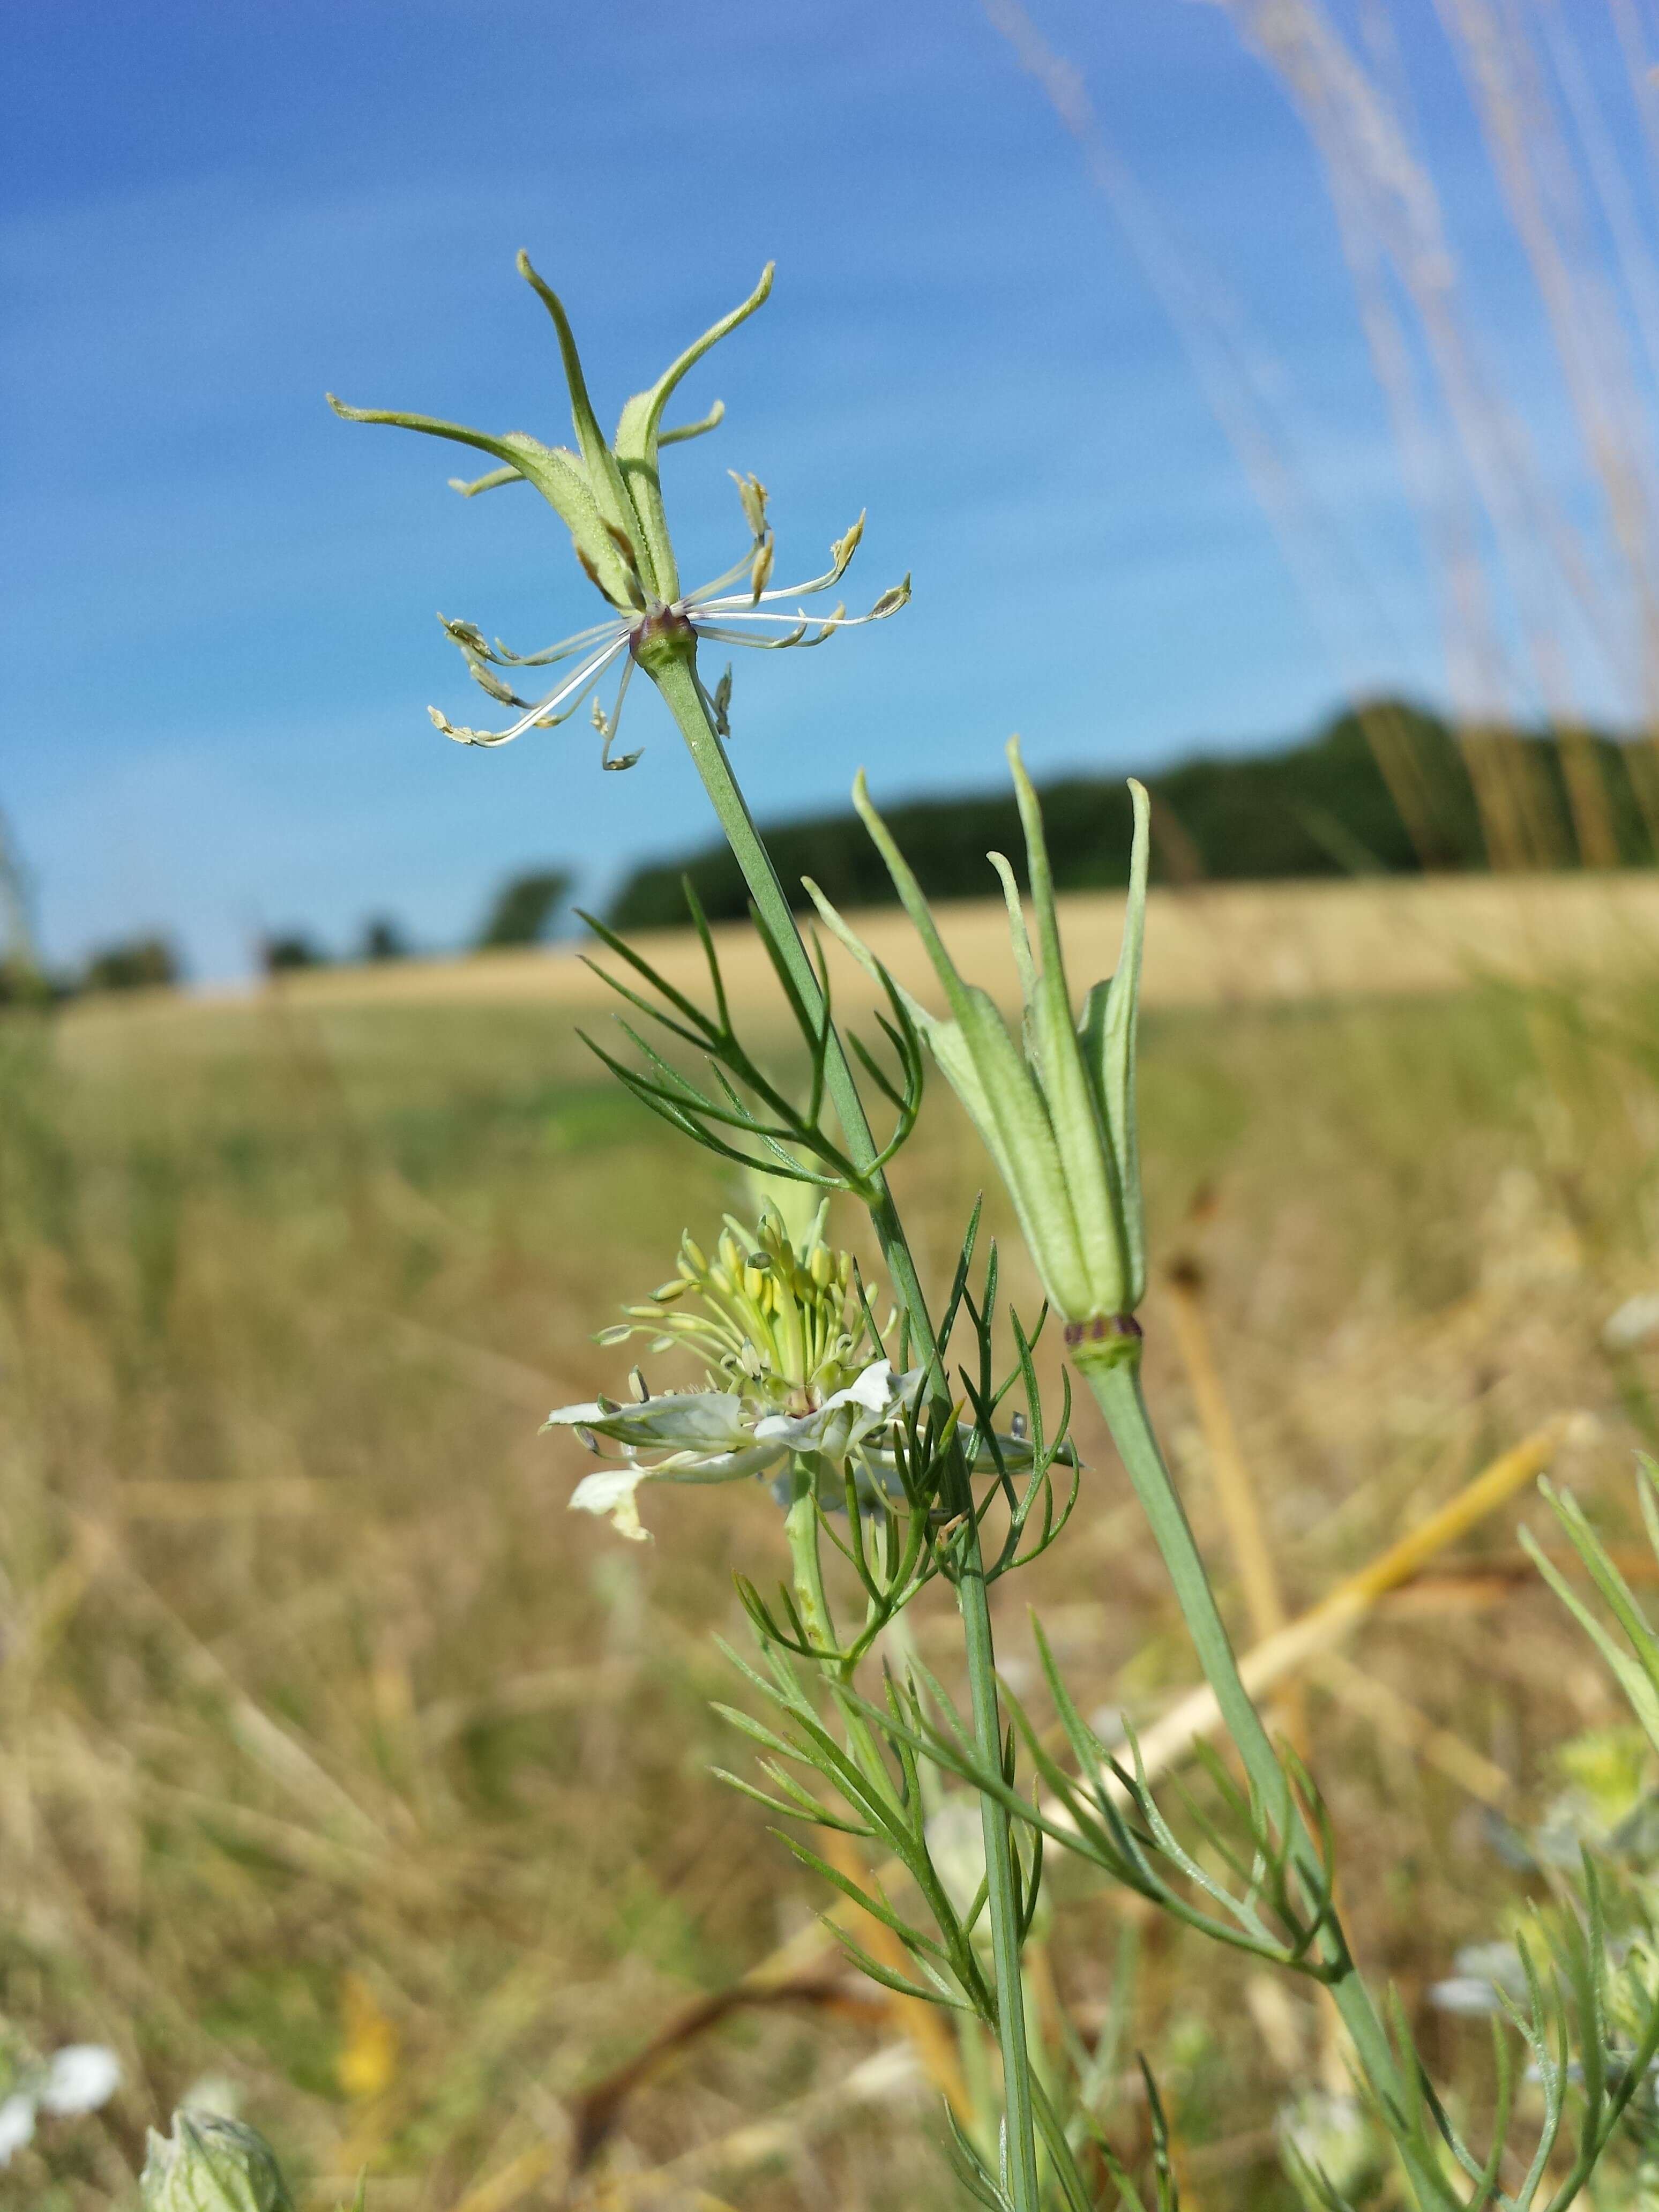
11,873,1659,2209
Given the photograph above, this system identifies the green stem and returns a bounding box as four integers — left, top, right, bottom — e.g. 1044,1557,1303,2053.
1080,1352,1443,2210
784,1467,836,1655
789,1463,918,1817
647,648,1043,2212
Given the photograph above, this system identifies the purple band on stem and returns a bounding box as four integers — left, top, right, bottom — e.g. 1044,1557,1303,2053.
1063,1313,1143,1350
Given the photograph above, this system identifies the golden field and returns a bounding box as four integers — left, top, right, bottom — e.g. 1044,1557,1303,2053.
11,867,1659,2209
169,865,1659,1021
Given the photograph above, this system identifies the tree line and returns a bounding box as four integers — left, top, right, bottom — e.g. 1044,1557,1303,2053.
605,699,1655,929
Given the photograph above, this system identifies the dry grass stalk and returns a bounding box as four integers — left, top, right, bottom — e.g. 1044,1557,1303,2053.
819,1830,976,2126
1087,1412,1575,1811
990,0,1659,873
1162,1256,1291,1643
1160,1244,1518,1805
1207,0,1659,862
1309,1649,1511,1807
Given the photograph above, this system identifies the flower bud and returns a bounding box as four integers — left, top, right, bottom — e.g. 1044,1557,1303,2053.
140,2112,295,2212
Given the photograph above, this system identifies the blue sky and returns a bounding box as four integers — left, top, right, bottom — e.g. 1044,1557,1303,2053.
3,2,1645,977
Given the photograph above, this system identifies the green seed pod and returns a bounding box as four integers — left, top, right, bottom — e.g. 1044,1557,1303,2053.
139,2113,295,2212
807,741,1150,1355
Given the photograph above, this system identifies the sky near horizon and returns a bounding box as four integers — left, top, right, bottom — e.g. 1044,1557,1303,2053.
4,2,1645,978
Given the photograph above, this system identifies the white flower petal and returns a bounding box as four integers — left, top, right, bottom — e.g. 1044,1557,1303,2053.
756,1365,922,1461
571,1467,650,1543
751,1408,827,1452
0,2095,36,2167
1605,1290,1659,1349
178,2073,243,2119
652,1441,788,1482
823,1359,897,1415
1427,1976,1504,2016
39,2045,121,2117
547,1390,752,1453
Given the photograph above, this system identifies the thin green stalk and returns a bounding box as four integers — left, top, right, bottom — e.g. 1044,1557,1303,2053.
647,646,1043,2212
785,1470,837,1655
1080,1351,1445,2210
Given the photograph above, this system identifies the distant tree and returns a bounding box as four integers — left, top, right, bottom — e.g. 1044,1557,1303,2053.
476,868,573,950
82,934,180,993
263,931,328,974
0,954,55,1007
360,915,410,962
0,808,64,1003
604,696,1630,930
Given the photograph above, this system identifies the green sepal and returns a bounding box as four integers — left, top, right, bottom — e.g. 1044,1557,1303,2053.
614,264,775,600
331,256,775,618
1006,737,1125,1312
514,251,652,601
1078,775,1150,1311
325,396,634,604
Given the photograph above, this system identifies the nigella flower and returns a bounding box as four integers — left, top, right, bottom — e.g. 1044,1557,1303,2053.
546,1204,1059,1540
330,256,908,772
550,1357,921,1543
1426,1940,1527,2016
0,2043,121,2170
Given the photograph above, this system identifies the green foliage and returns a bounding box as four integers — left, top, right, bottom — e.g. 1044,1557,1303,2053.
81,933,180,993
576,879,922,1194
606,703,1654,928
0,953,56,1006
261,930,327,973
358,914,409,962
475,866,573,949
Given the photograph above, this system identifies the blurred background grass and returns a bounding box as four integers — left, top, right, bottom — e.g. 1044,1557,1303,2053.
8,899,1659,2208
